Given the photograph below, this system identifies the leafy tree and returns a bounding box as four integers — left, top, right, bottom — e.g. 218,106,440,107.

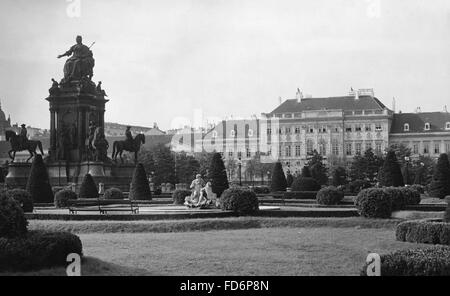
175,152,200,184
130,163,152,200
429,154,450,199
195,151,215,177
78,174,98,199
271,162,287,192
412,156,435,186
381,150,404,187
307,150,328,185
26,155,53,203
207,153,229,197
349,149,383,182
332,166,348,186
225,157,238,182
150,144,177,185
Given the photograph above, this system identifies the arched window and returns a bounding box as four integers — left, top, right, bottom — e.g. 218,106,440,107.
424,123,430,131
404,123,409,131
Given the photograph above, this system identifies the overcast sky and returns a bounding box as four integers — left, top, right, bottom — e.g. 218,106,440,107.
0,0,449,130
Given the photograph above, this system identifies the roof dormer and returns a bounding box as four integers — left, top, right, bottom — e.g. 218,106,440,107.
424,122,430,131
404,123,409,132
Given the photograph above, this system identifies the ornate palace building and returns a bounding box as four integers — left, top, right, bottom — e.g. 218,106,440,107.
198,88,450,176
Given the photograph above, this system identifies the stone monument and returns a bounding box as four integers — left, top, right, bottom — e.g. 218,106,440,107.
6,36,136,191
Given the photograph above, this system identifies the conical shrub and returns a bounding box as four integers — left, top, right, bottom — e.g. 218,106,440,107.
130,163,152,200
25,155,53,203
429,154,450,199
381,150,404,187
207,153,229,197
271,162,287,192
79,174,98,199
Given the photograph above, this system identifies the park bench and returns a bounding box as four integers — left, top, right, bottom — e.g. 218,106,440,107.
68,198,139,215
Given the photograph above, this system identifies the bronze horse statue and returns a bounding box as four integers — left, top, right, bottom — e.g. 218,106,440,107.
5,130,44,162
112,133,145,163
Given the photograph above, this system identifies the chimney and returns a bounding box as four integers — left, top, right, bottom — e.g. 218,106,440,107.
415,107,422,113
444,105,448,113
278,97,282,105
392,97,396,112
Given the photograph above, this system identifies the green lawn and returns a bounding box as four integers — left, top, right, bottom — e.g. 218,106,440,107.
74,227,431,276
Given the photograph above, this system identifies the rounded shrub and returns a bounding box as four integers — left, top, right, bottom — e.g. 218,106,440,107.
291,177,320,192
54,189,77,208
220,188,259,214
316,186,344,205
172,189,192,205
79,174,98,199
382,187,405,211
349,179,371,195
130,164,152,200
0,193,28,238
400,187,421,206
396,220,450,245
103,188,124,200
410,184,425,194
361,246,450,276
7,189,33,213
0,230,83,272
354,188,392,219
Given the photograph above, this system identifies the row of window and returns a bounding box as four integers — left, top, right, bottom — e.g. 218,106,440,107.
267,123,383,135
276,142,383,158
404,122,450,132
411,142,450,155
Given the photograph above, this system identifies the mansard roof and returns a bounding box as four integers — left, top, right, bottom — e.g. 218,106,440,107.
269,95,388,114
391,112,450,133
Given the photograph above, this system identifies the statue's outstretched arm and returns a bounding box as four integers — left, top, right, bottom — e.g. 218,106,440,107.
57,48,73,59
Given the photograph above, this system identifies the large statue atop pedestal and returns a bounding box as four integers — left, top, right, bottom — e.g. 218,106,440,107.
57,35,95,84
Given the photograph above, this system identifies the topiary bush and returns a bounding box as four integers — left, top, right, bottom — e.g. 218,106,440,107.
220,188,259,214
0,193,28,238
316,186,344,205
130,163,152,200
172,189,192,205
360,246,450,276
349,179,371,195
0,230,83,272
380,150,404,187
78,174,98,199
429,154,450,199
354,188,392,219
54,189,77,208
270,162,287,192
400,187,421,206
291,177,321,192
208,153,229,197
26,155,53,203
382,187,405,211
252,186,270,194
103,188,124,200
283,191,318,200
7,189,33,213
445,202,450,223
396,220,450,245
410,184,425,194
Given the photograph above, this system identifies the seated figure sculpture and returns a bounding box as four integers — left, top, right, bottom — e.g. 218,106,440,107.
184,175,216,209
57,35,95,84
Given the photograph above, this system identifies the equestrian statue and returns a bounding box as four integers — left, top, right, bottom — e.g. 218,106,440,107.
112,126,145,163
5,125,44,162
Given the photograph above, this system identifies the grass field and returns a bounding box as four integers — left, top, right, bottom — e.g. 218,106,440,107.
69,227,431,276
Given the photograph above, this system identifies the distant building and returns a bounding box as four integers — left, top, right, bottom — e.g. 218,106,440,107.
389,111,450,159
0,102,11,140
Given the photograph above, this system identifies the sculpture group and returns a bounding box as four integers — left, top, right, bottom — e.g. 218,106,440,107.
5,36,146,163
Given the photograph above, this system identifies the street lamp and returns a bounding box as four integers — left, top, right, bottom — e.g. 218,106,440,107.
238,157,242,186
404,156,410,185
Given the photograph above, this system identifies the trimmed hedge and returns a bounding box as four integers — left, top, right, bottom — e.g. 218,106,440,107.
54,189,77,208
396,219,450,245
0,230,83,272
0,193,28,238
7,189,33,213
410,184,425,194
354,188,392,219
400,187,421,206
172,189,192,205
220,188,259,214
291,177,320,192
349,179,371,194
316,186,344,205
103,188,124,200
361,246,450,276
252,186,270,194
382,187,405,211
283,191,318,200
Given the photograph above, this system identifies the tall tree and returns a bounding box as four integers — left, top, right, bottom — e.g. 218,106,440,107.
195,151,215,177
271,162,287,192
175,152,200,184
332,166,348,186
349,148,383,182
225,157,238,182
429,153,450,199
151,143,177,185
207,153,229,197
307,150,328,185
381,150,404,187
